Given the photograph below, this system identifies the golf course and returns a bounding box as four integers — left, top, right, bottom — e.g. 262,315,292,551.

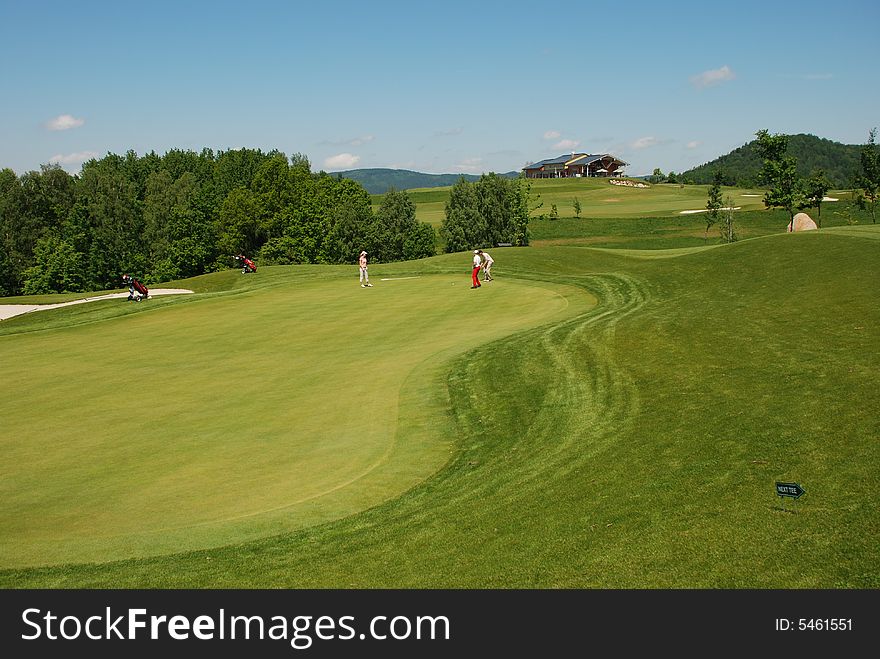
0,187,878,588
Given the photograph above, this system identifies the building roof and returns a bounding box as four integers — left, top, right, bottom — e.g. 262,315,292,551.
523,153,628,170
524,153,590,169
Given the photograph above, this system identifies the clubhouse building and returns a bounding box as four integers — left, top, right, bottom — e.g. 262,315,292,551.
522,153,628,179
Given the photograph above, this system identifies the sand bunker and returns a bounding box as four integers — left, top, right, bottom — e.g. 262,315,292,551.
0,288,194,321
680,207,740,215
741,194,837,201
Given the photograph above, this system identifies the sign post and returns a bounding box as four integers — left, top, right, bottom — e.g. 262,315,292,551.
775,481,805,512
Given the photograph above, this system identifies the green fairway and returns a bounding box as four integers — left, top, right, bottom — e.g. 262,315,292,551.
0,266,594,567
376,180,862,255
0,228,877,588
382,178,782,227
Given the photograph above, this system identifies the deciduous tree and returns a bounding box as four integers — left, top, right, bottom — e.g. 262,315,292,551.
755,129,803,222
856,128,879,223
801,169,831,225
705,169,724,241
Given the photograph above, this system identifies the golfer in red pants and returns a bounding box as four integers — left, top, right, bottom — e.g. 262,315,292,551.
471,250,482,288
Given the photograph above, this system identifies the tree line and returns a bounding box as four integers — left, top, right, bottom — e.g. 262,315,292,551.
0,149,440,296
0,148,534,297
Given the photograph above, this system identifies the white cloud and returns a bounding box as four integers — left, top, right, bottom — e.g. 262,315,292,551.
690,65,736,88
48,151,98,171
554,139,580,150
46,114,85,131
631,137,660,150
320,135,374,147
686,140,701,149
434,127,463,137
488,149,521,159
324,153,361,169
455,157,483,173
543,130,561,140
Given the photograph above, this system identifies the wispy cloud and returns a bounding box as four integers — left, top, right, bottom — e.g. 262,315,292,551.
543,130,561,140
46,114,85,131
324,153,360,169
434,127,463,137
554,139,580,150
488,149,521,159
631,137,661,150
48,151,98,168
455,157,483,173
690,65,736,88
319,135,374,147
686,140,701,149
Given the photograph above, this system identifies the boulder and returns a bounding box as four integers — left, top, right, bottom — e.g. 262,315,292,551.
787,212,818,232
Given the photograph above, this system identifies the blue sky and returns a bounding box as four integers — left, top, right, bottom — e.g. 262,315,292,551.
1,0,878,177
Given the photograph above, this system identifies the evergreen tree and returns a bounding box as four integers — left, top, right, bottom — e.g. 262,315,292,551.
440,174,529,253
441,177,483,253
374,188,418,262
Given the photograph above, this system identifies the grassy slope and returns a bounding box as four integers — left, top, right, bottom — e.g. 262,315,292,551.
375,179,863,257
1,228,877,587
381,178,778,227
0,262,590,568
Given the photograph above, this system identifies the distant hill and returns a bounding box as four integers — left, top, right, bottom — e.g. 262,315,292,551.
681,133,864,188
335,168,518,194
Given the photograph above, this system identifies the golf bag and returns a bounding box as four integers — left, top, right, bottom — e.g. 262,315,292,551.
123,274,149,301
235,255,257,273
132,278,149,298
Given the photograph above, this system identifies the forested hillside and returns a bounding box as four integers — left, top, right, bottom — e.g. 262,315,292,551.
682,133,864,187
337,168,518,193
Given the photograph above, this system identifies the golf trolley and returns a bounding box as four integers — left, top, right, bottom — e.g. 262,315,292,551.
122,274,149,302
234,255,257,274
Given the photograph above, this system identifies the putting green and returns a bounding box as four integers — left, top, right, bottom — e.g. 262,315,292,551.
0,272,595,567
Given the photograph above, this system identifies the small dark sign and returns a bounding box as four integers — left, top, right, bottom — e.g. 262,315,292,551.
776,482,805,499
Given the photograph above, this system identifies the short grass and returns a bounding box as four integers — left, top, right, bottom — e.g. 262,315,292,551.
1,227,877,587
374,179,865,257
528,207,868,250
0,262,591,568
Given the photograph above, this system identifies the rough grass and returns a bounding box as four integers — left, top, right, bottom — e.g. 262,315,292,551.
1,228,877,587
